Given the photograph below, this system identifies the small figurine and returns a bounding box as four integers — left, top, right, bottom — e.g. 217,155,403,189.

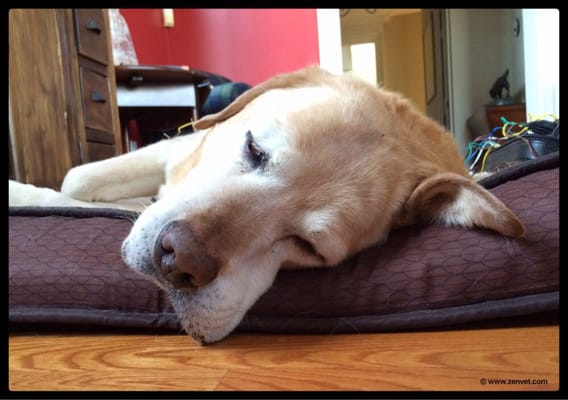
489,69,510,103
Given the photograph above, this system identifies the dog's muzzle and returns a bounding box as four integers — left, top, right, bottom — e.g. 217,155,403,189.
153,220,220,289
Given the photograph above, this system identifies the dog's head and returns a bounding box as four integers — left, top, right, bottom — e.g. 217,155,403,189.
121,66,524,344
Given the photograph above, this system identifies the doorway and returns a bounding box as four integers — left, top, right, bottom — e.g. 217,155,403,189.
331,8,527,154
340,9,427,112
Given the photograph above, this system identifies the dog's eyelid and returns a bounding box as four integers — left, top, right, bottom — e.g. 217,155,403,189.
245,130,268,168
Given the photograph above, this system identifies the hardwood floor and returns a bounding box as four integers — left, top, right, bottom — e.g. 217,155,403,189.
9,324,558,391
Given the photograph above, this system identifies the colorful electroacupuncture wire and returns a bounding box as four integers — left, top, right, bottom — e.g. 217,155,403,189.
465,114,557,174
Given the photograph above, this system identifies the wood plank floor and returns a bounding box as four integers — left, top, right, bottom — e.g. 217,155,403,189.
9,325,558,391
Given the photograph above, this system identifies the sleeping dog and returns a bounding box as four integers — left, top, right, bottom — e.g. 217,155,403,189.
12,66,525,344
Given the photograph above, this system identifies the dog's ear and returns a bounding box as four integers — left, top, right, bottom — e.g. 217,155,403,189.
193,66,333,130
400,172,525,238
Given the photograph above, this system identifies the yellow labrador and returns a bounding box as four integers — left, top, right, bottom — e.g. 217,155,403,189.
55,67,525,343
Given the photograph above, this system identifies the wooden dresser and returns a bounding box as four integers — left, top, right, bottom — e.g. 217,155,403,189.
485,103,527,129
9,9,122,189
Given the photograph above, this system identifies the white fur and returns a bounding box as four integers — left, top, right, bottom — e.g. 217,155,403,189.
438,187,478,228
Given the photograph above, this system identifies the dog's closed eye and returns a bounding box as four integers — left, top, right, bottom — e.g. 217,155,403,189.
245,131,269,169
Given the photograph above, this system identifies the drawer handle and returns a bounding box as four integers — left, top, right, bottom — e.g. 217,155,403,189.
129,73,144,85
86,18,102,34
91,90,107,103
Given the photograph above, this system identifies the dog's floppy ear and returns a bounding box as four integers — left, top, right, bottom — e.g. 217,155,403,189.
193,66,332,130
401,172,525,238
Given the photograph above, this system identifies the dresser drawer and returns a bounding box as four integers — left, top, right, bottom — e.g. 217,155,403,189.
80,67,114,133
74,9,110,65
86,141,117,162
485,103,526,129
85,128,115,145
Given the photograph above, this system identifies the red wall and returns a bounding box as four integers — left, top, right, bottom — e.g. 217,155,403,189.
120,9,320,85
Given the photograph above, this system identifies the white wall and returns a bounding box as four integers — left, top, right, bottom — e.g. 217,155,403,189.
468,10,521,108
446,9,525,153
522,9,559,118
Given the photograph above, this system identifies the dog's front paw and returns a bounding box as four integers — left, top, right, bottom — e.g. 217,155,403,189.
60,164,99,201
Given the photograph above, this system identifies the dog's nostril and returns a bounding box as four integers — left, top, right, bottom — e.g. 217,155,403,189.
159,249,176,272
158,250,197,289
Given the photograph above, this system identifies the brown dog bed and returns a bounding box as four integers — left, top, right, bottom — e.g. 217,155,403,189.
9,153,559,334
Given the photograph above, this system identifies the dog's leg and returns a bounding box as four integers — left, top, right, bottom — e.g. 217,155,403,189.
9,180,149,211
61,133,204,202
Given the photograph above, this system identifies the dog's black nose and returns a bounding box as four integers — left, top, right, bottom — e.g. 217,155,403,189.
153,220,220,289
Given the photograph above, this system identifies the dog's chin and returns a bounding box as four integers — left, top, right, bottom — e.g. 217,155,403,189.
125,258,281,344
125,262,245,344
166,284,246,345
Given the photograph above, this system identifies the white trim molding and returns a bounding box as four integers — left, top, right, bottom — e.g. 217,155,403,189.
316,9,343,75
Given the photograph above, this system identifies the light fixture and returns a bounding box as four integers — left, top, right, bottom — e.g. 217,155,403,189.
163,9,174,28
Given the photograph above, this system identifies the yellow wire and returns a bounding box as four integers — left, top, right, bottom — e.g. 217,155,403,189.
528,112,559,122
501,122,528,138
480,147,493,172
477,113,557,172
177,121,194,135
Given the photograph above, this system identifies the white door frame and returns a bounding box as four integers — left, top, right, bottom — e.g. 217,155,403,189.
316,9,343,75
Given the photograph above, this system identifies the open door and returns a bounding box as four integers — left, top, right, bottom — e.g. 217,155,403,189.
422,9,451,130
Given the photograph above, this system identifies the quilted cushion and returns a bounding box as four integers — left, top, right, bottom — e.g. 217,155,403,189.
8,153,559,333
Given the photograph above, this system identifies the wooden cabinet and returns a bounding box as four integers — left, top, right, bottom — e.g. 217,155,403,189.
9,9,122,189
485,103,527,129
